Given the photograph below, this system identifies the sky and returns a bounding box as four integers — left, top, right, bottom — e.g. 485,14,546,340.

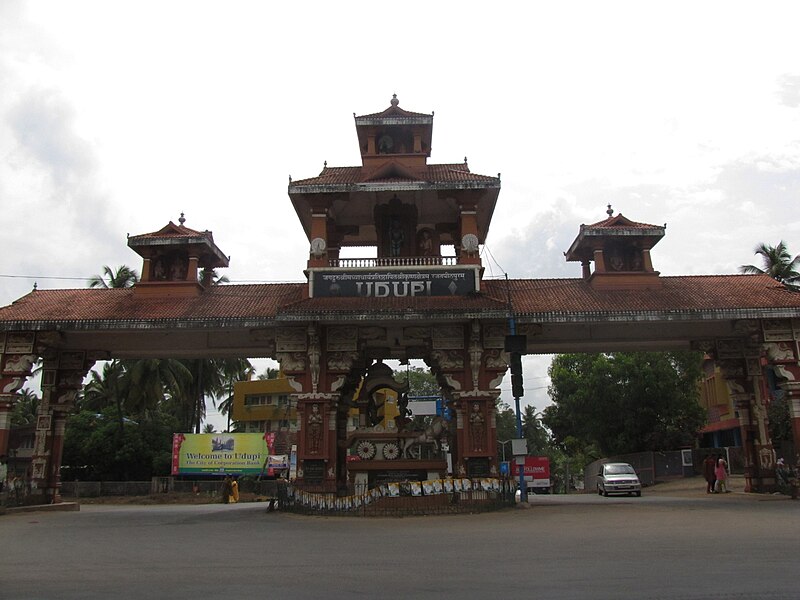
2,1,800,430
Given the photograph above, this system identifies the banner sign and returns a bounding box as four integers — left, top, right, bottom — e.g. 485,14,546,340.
511,456,551,487
171,433,271,475
311,269,477,298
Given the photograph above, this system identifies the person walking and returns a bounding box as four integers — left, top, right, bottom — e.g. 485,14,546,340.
714,454,729,493
230,477,239,503
221,475,233,504
702,454,716,494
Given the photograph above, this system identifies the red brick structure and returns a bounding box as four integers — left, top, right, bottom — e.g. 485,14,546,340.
1,96,800,502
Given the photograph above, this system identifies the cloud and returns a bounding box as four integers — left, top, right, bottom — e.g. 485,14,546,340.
6,87,96,192
777,74,800,108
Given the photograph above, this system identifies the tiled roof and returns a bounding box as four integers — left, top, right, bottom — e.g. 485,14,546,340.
0,284,305,327
583,213,662,230
129,221,212,241
483,275,800,320
1,275,798,330
290,164,499,187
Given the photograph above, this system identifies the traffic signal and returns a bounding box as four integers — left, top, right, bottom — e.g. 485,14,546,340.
509,352,524,397
511,373,524,398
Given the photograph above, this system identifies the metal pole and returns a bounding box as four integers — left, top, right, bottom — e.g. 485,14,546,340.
505,274,527,503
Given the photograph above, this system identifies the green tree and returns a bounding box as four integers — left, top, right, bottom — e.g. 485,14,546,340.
257,367,280,380
62,408,178,481
543,352,706,457
522,405,549,455
88,265,139,288
214,359,256,432
202,423,216,433
739,241,800,285
121,358,192,421
495,401,518,461
82,360,127,434
177,358,254,433
397,366,440,397
11,388,39,426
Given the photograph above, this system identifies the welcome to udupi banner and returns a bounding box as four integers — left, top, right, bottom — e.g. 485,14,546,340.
171,432,275,475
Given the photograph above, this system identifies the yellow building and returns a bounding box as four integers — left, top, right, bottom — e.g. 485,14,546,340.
232,377,297,434
232,377,400,438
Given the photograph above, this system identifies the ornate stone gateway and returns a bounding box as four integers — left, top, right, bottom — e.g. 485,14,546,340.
2,96,800,504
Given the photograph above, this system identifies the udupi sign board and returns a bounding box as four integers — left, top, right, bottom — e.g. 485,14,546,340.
511,456,551,489
311,268,478,298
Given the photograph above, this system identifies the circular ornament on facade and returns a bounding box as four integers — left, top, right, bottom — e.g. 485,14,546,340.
356,440,377,460
461,233,479,254
310,237,327,258
382,442,400,460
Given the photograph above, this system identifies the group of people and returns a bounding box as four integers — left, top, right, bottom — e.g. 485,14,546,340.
702,453,730,493
221,475,240,504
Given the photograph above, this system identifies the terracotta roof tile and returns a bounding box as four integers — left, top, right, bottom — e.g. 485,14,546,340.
290,164,499,187
483,275,800,319
584,213,662,230
0,284,305,326
1,275,798,330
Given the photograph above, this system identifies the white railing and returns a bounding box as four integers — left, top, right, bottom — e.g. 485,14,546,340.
330,256,458,268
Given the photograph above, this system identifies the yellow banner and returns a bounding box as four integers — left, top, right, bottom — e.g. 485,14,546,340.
171,433,271,475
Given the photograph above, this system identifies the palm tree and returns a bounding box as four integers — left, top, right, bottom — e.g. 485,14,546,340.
202,423,216,434
739,241,800,285
83,360,127,434
88,265,139,288
257,367,280,380
11,388,40,426
215,359,256,432
122,358,192,421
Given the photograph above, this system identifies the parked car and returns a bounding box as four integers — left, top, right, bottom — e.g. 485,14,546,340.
597,462,642,497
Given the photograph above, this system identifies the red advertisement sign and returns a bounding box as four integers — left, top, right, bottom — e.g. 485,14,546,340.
511,456,551,482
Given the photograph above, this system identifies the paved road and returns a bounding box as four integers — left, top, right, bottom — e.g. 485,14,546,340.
2,490,797,600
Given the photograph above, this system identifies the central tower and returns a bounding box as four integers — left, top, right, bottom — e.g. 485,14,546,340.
284,96,507,492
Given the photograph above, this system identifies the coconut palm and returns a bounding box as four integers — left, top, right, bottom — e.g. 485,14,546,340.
739,241,800,285
215,359,256,431
11,388,40,426
121,358,193,421
83,360,127,434
88,265,139,288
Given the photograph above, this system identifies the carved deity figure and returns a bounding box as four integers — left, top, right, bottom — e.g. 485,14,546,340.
388,217,404,257
307,403,324,454
469,402,486,452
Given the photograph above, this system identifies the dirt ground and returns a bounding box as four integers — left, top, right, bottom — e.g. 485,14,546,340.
64,491,274,505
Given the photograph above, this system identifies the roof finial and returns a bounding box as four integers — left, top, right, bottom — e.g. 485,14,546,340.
32,282,37,291
464,156,468,165
606,204,613,217
390,93,399,107
179,212,186,225
324,160,327,168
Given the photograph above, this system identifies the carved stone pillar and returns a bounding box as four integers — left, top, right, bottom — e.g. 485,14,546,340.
30,351,93,503
452,392,500,478
295,395,337,489
718,349,772,492
763,332,800,467
0,332,40,456
784,383,800,464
